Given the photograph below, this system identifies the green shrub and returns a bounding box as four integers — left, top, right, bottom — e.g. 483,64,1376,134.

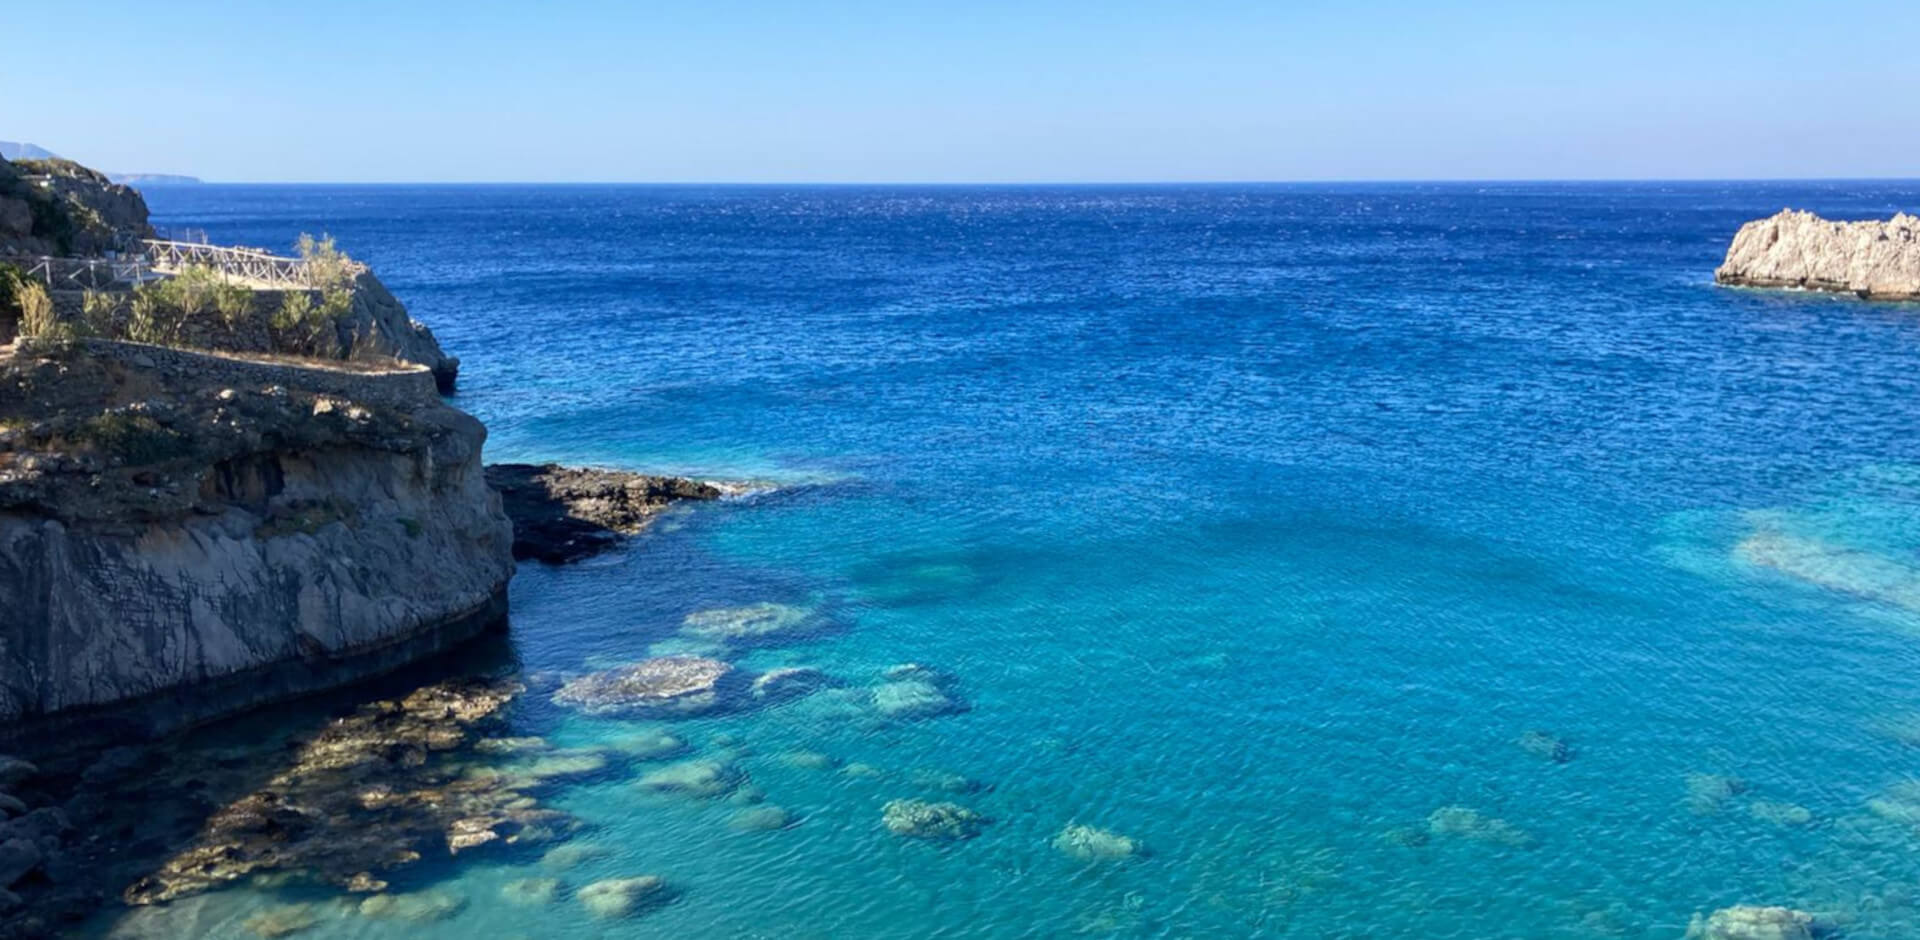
213,281,252,326
14,280,71,342
68,412,191,465
270,289,345,356
126,284,177,344
0,263,26,319
295,233,357,290
80,289,121,336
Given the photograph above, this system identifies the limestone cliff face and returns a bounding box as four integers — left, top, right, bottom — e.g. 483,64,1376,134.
1716,209,1920,300
0,340,512,747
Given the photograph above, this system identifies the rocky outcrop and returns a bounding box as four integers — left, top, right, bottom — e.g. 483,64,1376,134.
0,156,154,258
343,271,461,393
0,338,513,749
486,463,723,562
1716,209,1920,300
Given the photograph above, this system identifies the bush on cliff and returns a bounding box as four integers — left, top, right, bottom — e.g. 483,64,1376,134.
14,280,72,342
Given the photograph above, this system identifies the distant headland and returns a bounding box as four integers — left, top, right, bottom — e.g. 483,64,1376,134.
0,140,201,186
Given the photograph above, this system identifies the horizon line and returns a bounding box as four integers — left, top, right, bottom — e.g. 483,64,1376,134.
144,176,1920,188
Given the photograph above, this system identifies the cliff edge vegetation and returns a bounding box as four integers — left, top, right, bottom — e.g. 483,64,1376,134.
0,154,458,391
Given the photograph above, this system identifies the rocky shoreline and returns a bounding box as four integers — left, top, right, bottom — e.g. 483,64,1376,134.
1716,209,1920,300
0,151,763,934
483,463,731,563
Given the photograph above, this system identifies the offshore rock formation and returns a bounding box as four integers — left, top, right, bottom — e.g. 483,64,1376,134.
1716,210,1920,300
485,463,723,562
0,338,514,748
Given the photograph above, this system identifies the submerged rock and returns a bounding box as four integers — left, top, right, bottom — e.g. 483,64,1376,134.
1748,801,1814,827
578,875,670,919
1684,905,1820,940
1053,823,1144,861
870,664,969,720
779,750,840,771
607,729,690,761
501,876,562,905
541,842,612,870
635,759,745,800
1686,774,1750,816
1516,730,1572,763
1382,826,1430,848
751,667,835,702
486,463,723,563
1716,209,1920,300
483,749,611,787
728,805,797,832
1735,530,1920,614
358,890,467,923
881,799,989,840
909,769,989,794
1865,779,1920,824
1425,806,1535,848
682,602,821,646
120,679,572,906
241,902,324,938
552,657,733,716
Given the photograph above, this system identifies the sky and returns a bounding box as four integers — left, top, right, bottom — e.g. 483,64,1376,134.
7,0,1919,183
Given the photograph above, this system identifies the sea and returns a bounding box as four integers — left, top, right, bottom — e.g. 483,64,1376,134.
82,181,1920,938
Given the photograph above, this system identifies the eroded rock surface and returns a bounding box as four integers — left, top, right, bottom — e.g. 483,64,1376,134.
551,657,734,716
1716,209,1920,300
121,678,576,906
485,463,724,563
0,340,513,745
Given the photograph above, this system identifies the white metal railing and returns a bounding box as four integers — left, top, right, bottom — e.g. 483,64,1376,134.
6,240,364,292
142,239,361,288
10,255,153,290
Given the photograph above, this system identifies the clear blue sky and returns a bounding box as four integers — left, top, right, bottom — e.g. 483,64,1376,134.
8,0,1917,183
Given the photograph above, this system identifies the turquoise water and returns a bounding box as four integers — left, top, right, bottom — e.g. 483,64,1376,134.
97,183,1920,937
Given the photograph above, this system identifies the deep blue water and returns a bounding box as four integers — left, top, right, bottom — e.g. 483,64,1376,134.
97,182,1920,937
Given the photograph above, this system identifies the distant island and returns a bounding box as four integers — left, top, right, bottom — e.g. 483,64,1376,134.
0,140,201,185
104,172,201,186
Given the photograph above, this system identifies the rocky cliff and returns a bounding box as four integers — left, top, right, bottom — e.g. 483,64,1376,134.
0,338,513,749
0,157,153,258
1716,209,1920,300
0,153,460,390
